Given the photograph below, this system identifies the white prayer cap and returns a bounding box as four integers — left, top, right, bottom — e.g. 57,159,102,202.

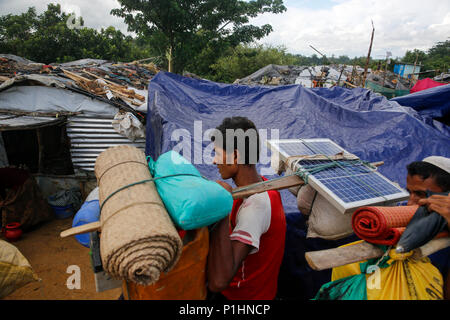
422,156,450,174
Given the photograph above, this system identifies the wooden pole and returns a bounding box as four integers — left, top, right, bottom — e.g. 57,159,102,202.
167,46,173,73
337,65,346,86
309,45,327,60
362,20,375,88
382,59,388,88
36,128,44,173
410,52,419,89
305,237,450,271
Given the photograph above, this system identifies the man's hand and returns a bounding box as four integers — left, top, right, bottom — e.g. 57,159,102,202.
418,194,450,225
216,180,233,193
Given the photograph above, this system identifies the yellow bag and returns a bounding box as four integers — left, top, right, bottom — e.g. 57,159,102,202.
0,240,39,298
332,240,444,300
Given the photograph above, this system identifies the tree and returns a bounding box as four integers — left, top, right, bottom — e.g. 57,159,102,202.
111,0,287,74
0,3,151,64
425,40,450,73
207,43,297,82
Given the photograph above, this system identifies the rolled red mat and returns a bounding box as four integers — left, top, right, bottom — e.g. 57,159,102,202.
351,206,418,245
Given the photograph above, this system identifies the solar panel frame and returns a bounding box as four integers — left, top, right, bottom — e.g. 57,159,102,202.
267,138,410,213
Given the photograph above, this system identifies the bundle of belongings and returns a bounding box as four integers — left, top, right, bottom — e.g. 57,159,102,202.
314,202,449,300
0,240,39,298
71,146,233,299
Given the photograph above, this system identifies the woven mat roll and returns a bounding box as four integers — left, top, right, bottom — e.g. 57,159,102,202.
351,206,418,245
95,145,182,286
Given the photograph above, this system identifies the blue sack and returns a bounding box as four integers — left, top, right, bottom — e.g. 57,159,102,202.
72,200,100,248
148,151,233,230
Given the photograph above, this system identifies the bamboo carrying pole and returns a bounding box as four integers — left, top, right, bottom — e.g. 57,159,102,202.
305,237,450,271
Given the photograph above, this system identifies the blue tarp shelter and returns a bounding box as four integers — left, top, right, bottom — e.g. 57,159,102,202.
391,83,450,125
145,71,450,299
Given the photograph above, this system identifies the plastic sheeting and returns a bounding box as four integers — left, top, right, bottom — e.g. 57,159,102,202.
391,83,450,121
409,78,446,94
145,71,450,299
0,85,119,116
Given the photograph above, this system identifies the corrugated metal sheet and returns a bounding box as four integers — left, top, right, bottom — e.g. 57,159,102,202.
67,115,145,171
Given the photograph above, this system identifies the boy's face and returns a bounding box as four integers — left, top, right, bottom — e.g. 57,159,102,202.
406,174,443,205
213,145,238,180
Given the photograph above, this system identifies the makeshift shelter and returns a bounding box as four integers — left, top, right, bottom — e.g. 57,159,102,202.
0,55,157,233
145,71,450,299
0,55,156,199
391,83,450,126
234,64,362,88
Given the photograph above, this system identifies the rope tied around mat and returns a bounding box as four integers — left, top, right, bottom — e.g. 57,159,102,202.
99,173,204,214
100,155,210,214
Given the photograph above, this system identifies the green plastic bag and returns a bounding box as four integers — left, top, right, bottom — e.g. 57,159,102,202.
148,151,234,230
314,247,391,300
313,273,367,300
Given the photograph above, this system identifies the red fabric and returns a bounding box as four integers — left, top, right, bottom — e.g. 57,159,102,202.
221,177,286,300
410,78,446,94
352,206,419,245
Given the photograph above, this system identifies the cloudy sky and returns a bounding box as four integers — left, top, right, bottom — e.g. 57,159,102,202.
1,0,449,59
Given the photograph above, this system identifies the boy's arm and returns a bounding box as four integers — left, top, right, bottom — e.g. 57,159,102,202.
207,216,252,292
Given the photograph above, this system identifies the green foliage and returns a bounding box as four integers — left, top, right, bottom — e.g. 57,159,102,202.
425,40,450,73
111,0,287,73
203,43,295,82
0,3,448,83
0,3,150,64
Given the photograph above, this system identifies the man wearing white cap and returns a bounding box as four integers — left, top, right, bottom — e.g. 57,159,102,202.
406,155,450,299
416,156,450,226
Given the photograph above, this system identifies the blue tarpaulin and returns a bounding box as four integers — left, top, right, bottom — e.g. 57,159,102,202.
390,83,450,123
145,71,450,299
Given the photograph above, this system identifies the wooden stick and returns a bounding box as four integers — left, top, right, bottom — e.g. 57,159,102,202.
232,174,305,199
82,69,126,90
82,69,145,101
344,81,357,88
411,237,450,259
60,221,101,238
305,237,450,271
362,20,375,88
62,69,91,83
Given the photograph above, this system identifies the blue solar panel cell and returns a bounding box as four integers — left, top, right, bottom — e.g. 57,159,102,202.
277,140,344,157
277,142,315,156
303,141,343,156
296,159,403,204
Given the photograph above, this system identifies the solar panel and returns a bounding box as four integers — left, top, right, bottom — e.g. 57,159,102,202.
267,139,410,213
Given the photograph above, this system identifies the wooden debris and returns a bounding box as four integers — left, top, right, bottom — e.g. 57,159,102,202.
61,68,145,106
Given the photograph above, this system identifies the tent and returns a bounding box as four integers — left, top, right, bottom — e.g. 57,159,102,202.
145,71,450,299
410,78,446,94
391,83,450,125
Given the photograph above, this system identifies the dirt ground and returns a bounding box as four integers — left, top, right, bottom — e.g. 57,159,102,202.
2,217,122,300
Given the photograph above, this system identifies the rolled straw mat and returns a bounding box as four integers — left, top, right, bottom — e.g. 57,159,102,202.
351,206,419,245
95,145,183,286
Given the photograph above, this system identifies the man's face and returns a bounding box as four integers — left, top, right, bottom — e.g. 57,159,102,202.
213,145,238,180
406,174,444,205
